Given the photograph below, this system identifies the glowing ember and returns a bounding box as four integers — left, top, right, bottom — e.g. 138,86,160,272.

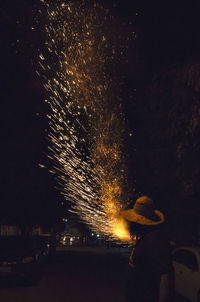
38,0,132,242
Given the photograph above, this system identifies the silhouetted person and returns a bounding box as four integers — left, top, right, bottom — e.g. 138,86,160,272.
121,195,174,302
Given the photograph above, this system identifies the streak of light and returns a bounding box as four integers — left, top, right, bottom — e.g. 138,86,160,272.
39,0,132,243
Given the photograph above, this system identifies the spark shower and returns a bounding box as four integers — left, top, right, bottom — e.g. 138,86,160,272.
38,0,134,242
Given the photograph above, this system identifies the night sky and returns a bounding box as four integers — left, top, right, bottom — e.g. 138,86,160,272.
1,0,200,237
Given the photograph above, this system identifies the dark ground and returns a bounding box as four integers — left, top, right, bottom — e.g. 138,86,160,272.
0,246,130,302
0,246,187,302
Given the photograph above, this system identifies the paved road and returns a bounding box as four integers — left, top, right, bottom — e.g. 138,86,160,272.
0,246,187,302
0,246,128,302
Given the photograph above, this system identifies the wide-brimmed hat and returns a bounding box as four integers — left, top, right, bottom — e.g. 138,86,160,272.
120,195,165,225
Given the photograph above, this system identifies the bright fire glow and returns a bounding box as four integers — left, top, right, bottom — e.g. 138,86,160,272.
37,0,132,242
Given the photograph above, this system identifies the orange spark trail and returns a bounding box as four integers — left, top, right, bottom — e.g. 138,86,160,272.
38,0,133,242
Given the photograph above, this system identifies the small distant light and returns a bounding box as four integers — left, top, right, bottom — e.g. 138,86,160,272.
65,218,68,222
97,234,100,238
91,233,94,236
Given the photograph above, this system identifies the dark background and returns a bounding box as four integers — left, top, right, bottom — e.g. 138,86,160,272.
1,0,200,243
